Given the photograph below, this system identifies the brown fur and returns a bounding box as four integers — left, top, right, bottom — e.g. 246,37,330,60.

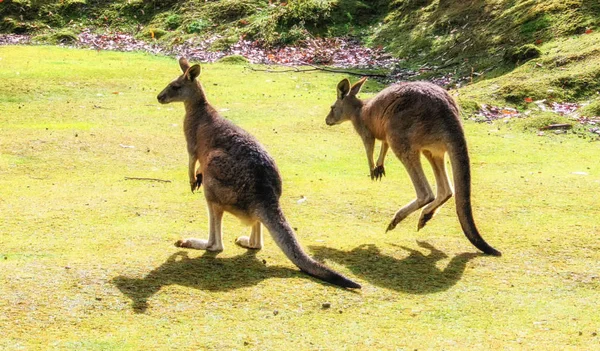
326,78,501,256
156,58,361,288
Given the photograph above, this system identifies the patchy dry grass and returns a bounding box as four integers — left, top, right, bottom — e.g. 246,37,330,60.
1,46,600,350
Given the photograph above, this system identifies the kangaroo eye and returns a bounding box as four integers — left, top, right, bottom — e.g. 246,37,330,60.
171,85,181,90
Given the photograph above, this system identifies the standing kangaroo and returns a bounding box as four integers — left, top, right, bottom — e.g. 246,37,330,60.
325,78,501,256
156,58,360,289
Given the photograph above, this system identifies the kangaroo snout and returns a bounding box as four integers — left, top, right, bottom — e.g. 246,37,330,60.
325,113,337,126
157,92,168,104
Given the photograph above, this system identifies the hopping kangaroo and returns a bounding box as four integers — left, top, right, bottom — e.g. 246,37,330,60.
325,78,501,256
157,58,360,288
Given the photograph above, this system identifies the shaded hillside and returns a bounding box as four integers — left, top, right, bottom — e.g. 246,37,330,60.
2,1,598,70
0,0,390,46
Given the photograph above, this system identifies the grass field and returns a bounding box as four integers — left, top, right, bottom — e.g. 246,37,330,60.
1,46,599,350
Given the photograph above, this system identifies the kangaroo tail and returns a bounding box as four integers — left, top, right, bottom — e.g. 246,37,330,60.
258,206,361,289
448,136,502,256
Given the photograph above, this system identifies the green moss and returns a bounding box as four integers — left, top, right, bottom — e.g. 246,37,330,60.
552,71,600,100
505,44,542,64
186,19,211,34
519,13,552,38
459,30,600,110
164,13,182,30
206,0,260,21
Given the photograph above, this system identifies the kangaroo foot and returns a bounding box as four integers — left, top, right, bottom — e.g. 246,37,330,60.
235,236,262,250
417,211,434,231
386,212,409,232
175,238,223,252
386,218,400,232
386,221,396,232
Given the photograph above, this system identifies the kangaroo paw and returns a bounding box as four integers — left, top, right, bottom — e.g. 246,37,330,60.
372,165,385,180
190,173,202,193
195,173,202,189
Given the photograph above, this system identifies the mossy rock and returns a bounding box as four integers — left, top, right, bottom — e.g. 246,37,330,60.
505,44,542,64
32,30,78,44
217,55,250,65
580,99,600,117
210,36,239,52
1,17,35,34
513,112,573,132
457,99,481,116
139,27,168,40
53,30,78,44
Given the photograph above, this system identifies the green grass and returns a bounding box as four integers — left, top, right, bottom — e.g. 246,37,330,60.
1,46,600,350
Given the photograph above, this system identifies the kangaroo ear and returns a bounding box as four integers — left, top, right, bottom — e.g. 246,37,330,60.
350,77,367,96
185,64,201,81
337,79,351,100
179,57,190,73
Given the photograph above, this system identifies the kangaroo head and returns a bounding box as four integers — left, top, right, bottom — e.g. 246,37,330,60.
157,57,203,104
325,77,367,126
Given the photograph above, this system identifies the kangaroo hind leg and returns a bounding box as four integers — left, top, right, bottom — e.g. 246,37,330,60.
175,202,225,251
386,150,434,232
418,149,454,230
235,222,263,250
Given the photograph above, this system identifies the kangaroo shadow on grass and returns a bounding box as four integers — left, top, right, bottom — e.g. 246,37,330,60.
112,250,300,313
310,241,481,294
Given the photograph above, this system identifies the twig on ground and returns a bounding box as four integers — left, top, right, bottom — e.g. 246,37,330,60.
249,66,316,73
304,64,389,77
125,177,172,183
250,64,388,78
